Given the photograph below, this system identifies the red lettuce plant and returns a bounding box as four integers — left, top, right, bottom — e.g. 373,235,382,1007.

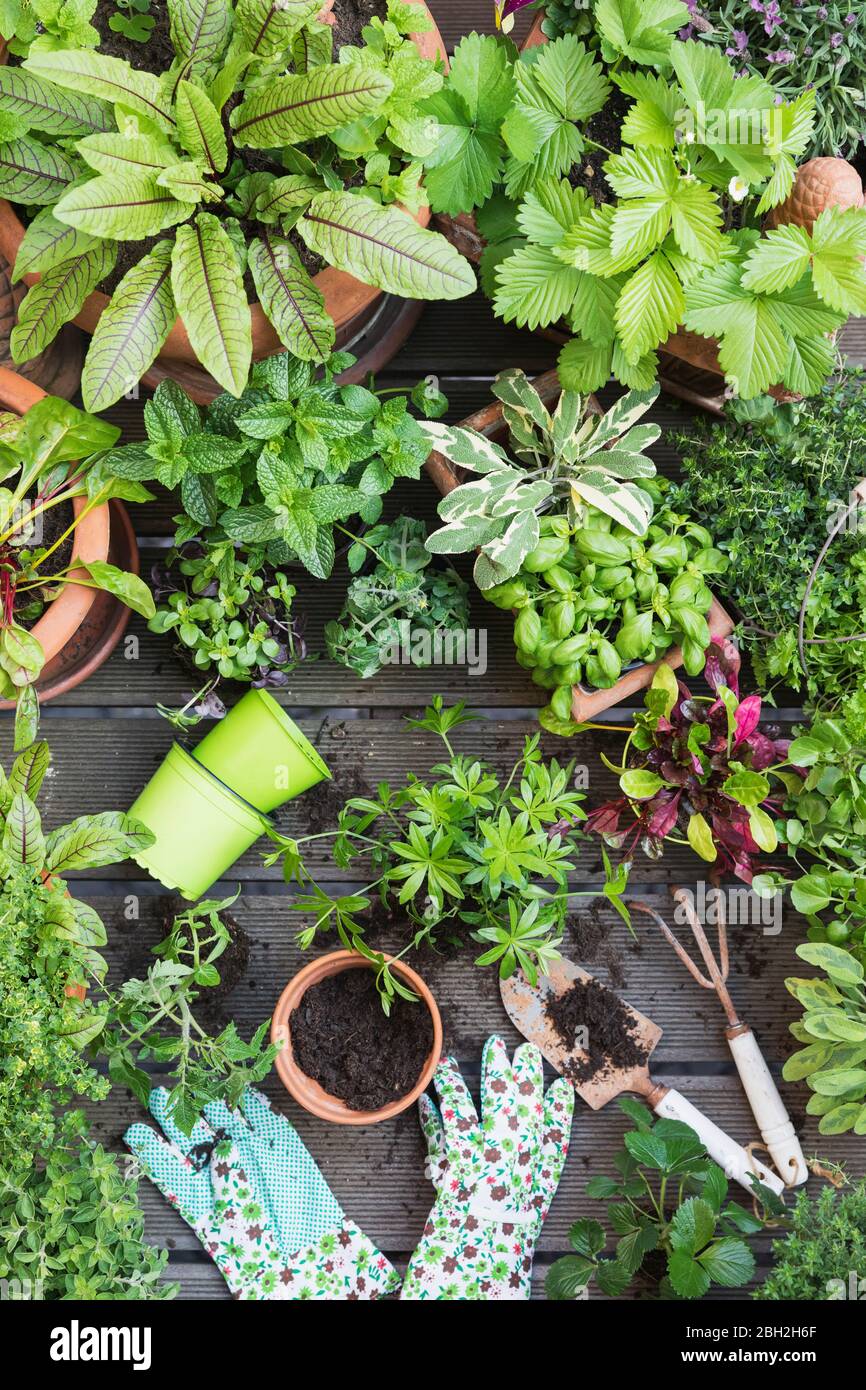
587,640,794,881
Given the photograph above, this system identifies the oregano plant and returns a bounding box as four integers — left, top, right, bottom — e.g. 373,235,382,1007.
0,0,474,407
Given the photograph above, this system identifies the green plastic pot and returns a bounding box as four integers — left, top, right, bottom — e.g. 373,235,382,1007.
128,743,271,900
194,689,332,814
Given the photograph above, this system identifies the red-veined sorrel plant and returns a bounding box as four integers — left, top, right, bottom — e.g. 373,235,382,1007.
586,639,796,881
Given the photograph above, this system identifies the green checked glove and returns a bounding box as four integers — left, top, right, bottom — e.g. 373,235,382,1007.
401,1036,574,1301
125,1088,401,1300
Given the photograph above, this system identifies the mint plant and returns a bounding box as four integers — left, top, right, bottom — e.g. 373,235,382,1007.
0,0,473,408
325,516,470,679
546,1097,769,1300
266,697,630,1004
104,352,437,580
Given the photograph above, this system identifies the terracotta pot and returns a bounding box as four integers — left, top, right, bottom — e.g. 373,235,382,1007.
425,369,735,720
0,0,447,392
271,950,442,1126
0,367,136,704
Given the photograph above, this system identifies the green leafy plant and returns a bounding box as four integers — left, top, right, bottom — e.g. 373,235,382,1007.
752,714,866,966
700,1,866,163
266,696,630,1003
325,515,470,679
0,737,153,1162
782,940,866,1137
0,0,100,56
546,1097,770,1300
149,542,308,725
485,480,725,735
105,352,437,580
423,370,663,591
672,371,866,727
587,647,793,880
425,22,866,398
108,0,155,44
0,1109,175,1300
0,0,474,407
754,1173,866,1300
99,896,279,1135
0,394,154,745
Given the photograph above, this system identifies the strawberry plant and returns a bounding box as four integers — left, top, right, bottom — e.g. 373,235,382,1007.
0,0,473,408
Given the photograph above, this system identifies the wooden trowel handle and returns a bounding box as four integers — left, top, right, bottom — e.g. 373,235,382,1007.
651,1085,785,1196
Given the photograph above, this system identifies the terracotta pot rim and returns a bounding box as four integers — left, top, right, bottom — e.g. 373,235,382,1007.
271,949,443,1126
0,367,111,668
0,0,448,372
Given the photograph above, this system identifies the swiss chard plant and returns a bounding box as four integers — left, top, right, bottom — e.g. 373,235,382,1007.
0,0,474,407
782,940,866,1137
424,20,866,397
0,394,154,747
587,640,793,880
546,1097,772,1300
325,515,470,679
265,696,630,1004
423,369,662,591
104,350,438,580
0,736,154,1162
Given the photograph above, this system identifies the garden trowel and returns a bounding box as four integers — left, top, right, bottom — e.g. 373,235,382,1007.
500,959,785,1196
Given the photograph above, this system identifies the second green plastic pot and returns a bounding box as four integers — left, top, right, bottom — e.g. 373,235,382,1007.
128,743,271,900
194,689,332,814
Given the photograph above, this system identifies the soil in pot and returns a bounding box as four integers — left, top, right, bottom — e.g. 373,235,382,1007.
570,87,628,206
9,498,75,627
289,966,434,1111
545,976,649,1085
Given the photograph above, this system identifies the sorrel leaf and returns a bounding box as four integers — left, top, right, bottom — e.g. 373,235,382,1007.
234,0,321,57
0,136,77,204
171,212,251,395
231,64,393,148
299,191,476,299
248,233,335,362
75,132,178,180
11,241,116,363
13,207,100,278
168,0,232,73
54,173,193,240
0,67,111,137
81,241,177,412
176,80,228,175
25,50,177,132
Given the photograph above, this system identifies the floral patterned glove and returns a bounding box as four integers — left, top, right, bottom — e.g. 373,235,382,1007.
125,1088,400,1300
401,1036,574,1301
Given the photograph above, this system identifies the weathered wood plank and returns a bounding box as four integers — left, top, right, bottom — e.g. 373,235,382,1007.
0,715,805,886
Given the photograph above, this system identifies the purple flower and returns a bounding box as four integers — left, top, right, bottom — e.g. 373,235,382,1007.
768,48,796,63
762,0,783,34
830,31,844,46
817,5,828,17
804,44,813,55
749,0,764,11
726,28,749,56
845,12,857,24
678,23,695,38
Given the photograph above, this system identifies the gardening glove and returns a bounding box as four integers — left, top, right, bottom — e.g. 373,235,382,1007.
125,1087,400,1300
401,1035,573,1300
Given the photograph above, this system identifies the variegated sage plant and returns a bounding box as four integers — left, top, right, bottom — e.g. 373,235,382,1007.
422,369,660,590
0,0,474,408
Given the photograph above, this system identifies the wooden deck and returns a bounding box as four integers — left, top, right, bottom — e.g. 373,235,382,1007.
4,0,866,1300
